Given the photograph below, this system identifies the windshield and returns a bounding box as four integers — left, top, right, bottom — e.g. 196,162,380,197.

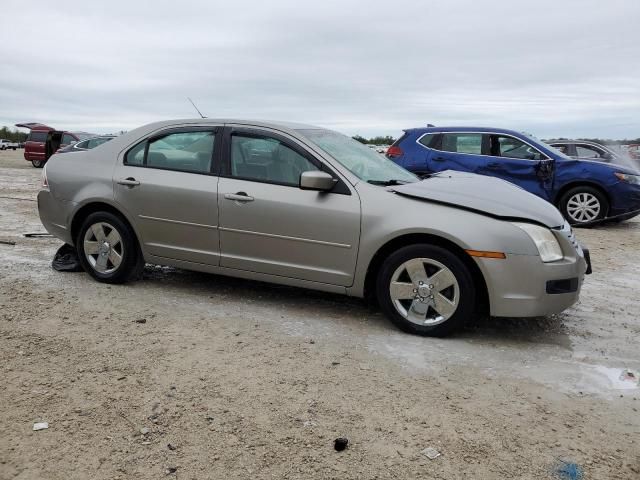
523,132,573,160
299,129,418,184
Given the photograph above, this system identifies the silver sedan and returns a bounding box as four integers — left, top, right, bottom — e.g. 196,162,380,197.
38,119,590,336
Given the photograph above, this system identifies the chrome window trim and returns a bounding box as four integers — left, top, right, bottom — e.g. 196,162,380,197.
415,131,551,162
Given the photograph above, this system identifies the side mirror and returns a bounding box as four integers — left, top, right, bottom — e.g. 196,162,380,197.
299,171,337,192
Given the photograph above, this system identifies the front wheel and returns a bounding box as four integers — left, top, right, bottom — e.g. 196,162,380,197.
376,244,476,337
558,186,608,225
32,160,45,168
76,211,143,284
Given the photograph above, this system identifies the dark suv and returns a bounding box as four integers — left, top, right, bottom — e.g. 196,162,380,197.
16,122,94,168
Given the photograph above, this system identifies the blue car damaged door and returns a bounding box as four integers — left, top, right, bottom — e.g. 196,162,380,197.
481,133,555,201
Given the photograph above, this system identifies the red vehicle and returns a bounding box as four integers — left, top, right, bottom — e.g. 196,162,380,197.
15,122,94,168
628,144,640,160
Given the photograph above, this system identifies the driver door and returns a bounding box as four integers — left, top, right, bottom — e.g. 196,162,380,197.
484,134,555,201
217,127,361,286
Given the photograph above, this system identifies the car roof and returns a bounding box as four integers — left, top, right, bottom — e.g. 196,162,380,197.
403,126,526,136
138,118,324,132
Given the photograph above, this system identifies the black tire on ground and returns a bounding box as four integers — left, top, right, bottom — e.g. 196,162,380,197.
376,244,476,337
558,185,608,226
31,160,45,168
76,211,143,284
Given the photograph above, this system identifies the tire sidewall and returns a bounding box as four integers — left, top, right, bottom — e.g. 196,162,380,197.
32,160,44,168
559,186,608,226
76,211,139,284
376,244,476,337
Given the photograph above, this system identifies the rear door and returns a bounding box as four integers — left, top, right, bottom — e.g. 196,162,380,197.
426,132,489,174
217,126,361,286
113,126,221,265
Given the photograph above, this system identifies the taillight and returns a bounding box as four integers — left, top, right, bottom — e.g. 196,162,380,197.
42,166,49,189
386,145,403,158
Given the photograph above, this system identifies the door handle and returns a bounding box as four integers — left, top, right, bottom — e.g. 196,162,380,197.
224,192,254,202
116,177,140,187
433,156,446,162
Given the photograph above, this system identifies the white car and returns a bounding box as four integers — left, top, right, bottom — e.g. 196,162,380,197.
0,139,19,150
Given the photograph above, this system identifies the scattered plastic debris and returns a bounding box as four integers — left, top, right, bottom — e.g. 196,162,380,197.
51,244,83,272
0,240,16,246
303,420,317,427
421,447,441,460
620,369,639,385
134,319,147,324
140,427,150,435
554,460,583,480
166,467,177,475
33,422,49,431
167,443,177,451
334,437,348,451
24,232,53,238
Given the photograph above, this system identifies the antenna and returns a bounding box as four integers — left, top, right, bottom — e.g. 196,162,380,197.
187,97,206,119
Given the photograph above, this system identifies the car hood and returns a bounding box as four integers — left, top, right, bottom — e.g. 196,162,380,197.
391,170,565,228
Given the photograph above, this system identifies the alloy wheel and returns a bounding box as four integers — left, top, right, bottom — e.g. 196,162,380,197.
389,258,460,326
83,222,124,274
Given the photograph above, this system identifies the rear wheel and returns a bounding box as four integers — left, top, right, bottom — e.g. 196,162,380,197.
76,211,143,284
558,186,608,225
32,160,45,168
376,244,476,337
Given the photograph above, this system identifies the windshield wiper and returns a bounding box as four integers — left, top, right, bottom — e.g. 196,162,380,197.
367,179,413,186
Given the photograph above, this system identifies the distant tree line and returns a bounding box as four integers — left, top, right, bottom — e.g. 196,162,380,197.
0,126,28,142
352,135,396,145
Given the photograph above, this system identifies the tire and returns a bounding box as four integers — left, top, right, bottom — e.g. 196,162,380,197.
376,244,476,337
32,160,45,168
76,211,143,284
558,186,608,226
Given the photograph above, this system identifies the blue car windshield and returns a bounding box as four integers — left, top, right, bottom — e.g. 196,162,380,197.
523,132,573,160
299,129,418,184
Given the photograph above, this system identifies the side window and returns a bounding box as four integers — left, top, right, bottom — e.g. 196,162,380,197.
494,135,545,160
441,133,483,154
576,145,602,159
125,142,146,166
551,144,568,155
147,131,215,173
230,133,318,185
75,140,90,149
418,133,437,148
125,131,215,172
29,131,48,143
62,133,76,144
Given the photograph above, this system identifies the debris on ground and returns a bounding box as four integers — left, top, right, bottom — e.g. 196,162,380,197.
33,422,49,431
421,447,441,460
334,437,348,451
23,232,53,238
167,443,177,451
554,460,583,480
620,369,639,385
0,239,15,245
140,427,150,435
51,244,84,272
166,467,177,474
134,319,147,324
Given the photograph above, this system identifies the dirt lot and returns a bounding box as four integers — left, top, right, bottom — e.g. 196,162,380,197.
1,149,638,479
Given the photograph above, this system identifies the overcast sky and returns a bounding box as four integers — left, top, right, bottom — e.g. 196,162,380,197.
1,0,639,139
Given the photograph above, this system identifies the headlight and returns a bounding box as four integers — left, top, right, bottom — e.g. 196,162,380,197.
614,172,640,185
514,223,563,262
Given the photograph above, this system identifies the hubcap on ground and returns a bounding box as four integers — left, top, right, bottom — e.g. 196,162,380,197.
566,192,600,223
83,222,124,274
389,258,460,326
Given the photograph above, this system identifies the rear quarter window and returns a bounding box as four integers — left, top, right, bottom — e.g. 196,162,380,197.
28,131,48,142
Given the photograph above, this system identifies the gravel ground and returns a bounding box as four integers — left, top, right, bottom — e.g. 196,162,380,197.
1,149,638,479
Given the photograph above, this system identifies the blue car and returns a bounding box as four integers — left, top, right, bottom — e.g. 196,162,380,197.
387,127,640,225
